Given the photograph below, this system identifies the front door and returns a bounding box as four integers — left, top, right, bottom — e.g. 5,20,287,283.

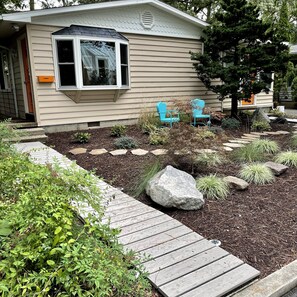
20,38,34,114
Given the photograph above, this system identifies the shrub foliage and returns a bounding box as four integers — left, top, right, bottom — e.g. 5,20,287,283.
239,163,275,184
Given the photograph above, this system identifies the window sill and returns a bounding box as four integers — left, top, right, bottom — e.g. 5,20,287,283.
58,86,130,91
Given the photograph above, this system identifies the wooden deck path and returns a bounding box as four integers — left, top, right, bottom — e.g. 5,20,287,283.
14,142,260,297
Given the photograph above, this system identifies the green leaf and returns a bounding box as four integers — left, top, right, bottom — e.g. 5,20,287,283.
0,227,12,236
46,260,55,266
54,226,62,235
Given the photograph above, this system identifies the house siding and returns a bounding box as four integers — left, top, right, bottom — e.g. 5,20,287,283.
27,24,221,127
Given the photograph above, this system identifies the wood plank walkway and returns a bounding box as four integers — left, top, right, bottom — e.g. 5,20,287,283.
14,142,260,297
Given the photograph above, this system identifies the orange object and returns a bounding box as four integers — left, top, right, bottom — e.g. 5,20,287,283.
242,94,255,105
37,76,55,83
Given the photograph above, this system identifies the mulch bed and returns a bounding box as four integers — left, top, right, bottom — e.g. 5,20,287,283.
46,123,297,281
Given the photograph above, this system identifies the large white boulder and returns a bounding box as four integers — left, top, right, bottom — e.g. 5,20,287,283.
145,165,204,210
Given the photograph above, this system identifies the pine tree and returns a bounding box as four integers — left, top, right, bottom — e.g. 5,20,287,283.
191,0,289,117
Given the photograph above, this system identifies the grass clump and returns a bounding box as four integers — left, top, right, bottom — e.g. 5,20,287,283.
252,139,280,154
149,128,170,145
291,135,297,149
221,118,241,129
114,136,138,149
110,124,127,137
194,152,223,168
131,160,162,197
73,132,91,143
138,111,161,134
239,163,275,184
251,120,271,132
196,174,229,200
233,143,266,163
275,151,297,167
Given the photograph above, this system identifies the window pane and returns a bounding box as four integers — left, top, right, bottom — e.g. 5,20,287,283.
0,52,10,90
121,65,128,86
120,44,128,65
57,40,74,63
59,65,76,86
81,40,116,86
0,57,5,90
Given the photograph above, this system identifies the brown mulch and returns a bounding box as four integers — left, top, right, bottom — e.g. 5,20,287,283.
46,123,297,282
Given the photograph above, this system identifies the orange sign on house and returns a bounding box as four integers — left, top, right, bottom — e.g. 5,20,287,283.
37,76,55,83
242,94,255,105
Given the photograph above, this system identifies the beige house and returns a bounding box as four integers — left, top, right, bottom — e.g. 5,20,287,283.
0,0,273,131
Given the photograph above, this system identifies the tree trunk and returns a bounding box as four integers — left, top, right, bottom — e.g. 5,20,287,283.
231,94,238,117
30,0,34,10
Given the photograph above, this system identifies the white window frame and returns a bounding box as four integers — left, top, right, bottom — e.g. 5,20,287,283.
0,51,11,92
52,35,130,91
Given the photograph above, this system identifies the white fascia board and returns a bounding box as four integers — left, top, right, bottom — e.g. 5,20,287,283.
1,0,208,28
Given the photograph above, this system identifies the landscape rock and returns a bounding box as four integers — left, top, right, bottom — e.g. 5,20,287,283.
252,108,271,123
264,161,289,176
131,149,149,156
89,148,108,155
69,148,87,155
151,149,168,156
223,143,244,148
109,149,127,156
223,147,233,152
146,165,204,210
224,176,249,190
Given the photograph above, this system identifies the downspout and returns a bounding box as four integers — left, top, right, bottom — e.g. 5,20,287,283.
0,45,18,118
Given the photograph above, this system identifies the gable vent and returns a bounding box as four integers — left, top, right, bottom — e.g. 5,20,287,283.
140,11,154,29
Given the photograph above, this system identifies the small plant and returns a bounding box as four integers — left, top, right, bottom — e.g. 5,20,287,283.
209,126,224,134
251,120,271,132
196,174,229,200
73,132,91,143
110,124,127,137
138,111,161,133
221,117,241,129
275,151,297,167
196,128,216,140
131,160,162,197
270,109,286,118
291,135,297,149
149,128,170,145
141,123,158,134
194,152,223,168
252,139,280,154
239,163,275,184
114,136,138,149
233,143,266,163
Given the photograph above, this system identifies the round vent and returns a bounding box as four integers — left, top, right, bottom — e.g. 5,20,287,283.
140,11,154,29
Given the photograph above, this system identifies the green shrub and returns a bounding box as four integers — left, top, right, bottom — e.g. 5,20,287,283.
0,119,21,154
115,136,138,149
221,117,241,129
141,123,158,135
275,151,297,167
196,129,216,140
131,160,162,197
149,128,170,145
196,174,229,200
233,143,266,163
194,152,223,168
291,135,297,149
239,163,275,184
270,109,286,117
138,112,161,133
110,124,127,137
252,139,280,154
73,132,91,143
209,126,224,135
0,151,150,296
251,120,271,131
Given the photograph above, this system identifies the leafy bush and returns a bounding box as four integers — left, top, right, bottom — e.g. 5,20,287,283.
196,174,229,200
275,151,297,167
251,120,271,131
0,151,150,296
209,126,224,135
252,139,280,154
196,128,216,140
115,136,138,149
138,111,161,134
149,128,170,145
270,109,286,118
73,132,91,143
0,119,21,153
131,160,162,197
194,152,223,168
239,163,275,184
221,117,241,129
110,124,127,137
233,143,266,163
141,123,158,135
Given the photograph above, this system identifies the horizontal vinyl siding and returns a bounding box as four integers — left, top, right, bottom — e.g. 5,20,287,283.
28,24,219,127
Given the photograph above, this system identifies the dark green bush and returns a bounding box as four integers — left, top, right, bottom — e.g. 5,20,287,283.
110,124,127,137
0,147,149,296
114,136,138,149
73,132,91,143
251,120,271,131
221,118,241,129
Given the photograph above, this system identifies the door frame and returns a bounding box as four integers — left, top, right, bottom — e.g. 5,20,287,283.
17,34,35,116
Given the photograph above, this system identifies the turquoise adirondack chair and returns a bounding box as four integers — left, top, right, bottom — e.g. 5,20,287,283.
156,102,180,128
191,98,211,126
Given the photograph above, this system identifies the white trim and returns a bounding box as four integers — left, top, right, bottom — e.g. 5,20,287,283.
1,0,208,28
52,35,130,91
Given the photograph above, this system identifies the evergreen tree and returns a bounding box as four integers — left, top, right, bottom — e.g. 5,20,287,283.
191,0,289,117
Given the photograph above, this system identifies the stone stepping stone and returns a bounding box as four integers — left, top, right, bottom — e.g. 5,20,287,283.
223,143,244,148
224,176,249,190
174,150,192,155
275,130,290,135
69,148,87,155
228,139,250,144
265,131,283,135
293,131,297,134
151,149,168,156
243,133,261,138
264,161,288,176
223,147,233,152
89,148,108,155
241,136,257,141
109,149,127,156
193,148,217,154
131,149,149,156
250,132,269,136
